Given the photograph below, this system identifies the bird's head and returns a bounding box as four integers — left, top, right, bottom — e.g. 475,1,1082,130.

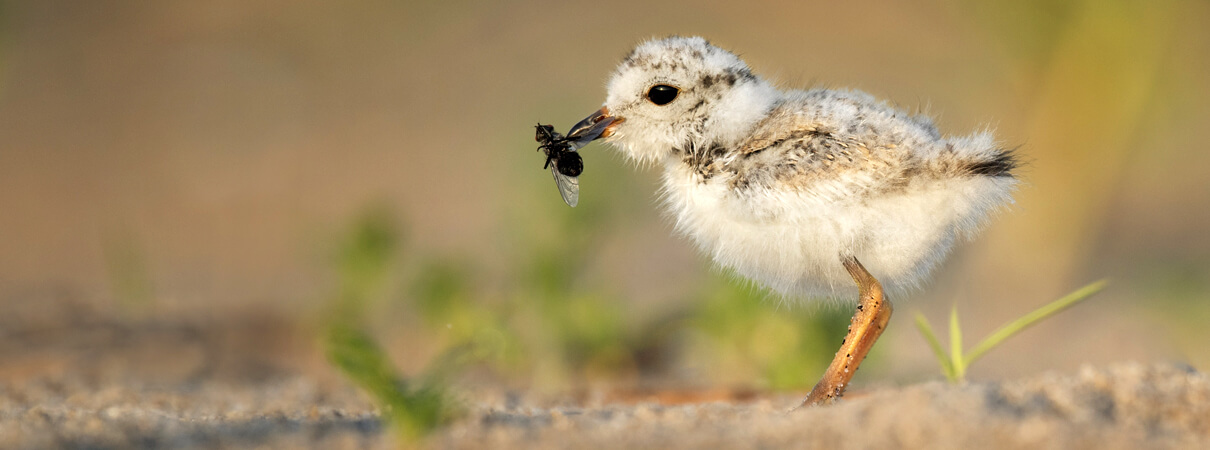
573,37,780,165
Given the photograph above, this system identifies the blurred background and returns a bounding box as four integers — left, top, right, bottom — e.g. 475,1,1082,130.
0,0,1207,397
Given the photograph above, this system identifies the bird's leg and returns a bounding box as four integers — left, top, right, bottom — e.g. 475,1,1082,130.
800,256,893,407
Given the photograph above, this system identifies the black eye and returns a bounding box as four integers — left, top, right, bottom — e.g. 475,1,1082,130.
646,84,679,106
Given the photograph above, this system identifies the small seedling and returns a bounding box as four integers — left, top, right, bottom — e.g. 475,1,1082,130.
322,207,461,444
324,322,458,442
914,279,1108,383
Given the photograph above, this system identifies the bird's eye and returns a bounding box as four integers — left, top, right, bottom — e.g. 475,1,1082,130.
646,84,679,106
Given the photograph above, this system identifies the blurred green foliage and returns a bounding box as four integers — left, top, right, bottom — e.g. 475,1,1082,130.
506,194,642,385
322,207,459,444
332,207,400,317
688,275,855,390
324,322,453,443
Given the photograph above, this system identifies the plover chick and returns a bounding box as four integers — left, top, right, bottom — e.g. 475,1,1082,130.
567,36,1017,406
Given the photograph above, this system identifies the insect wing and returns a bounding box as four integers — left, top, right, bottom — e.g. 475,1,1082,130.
550,164,580,207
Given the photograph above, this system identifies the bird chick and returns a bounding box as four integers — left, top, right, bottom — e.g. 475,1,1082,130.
567,36,1017,405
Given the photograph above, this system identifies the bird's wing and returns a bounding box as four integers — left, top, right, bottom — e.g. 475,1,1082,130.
727,105,909,198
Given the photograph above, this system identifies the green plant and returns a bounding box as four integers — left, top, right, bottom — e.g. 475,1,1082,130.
324,321,457,442
321,207,460,444
915,279,1108,383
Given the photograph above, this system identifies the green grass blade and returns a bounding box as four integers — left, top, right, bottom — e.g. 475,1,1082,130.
949,305,966,382
325,322,453,442
914,312,956,382
964,279,1108,366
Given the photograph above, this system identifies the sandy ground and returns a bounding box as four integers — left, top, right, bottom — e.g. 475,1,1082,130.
438,363,1210,450
2,309,1208,449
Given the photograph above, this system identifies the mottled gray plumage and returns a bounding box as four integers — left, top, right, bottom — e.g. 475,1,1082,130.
695,88,1016,198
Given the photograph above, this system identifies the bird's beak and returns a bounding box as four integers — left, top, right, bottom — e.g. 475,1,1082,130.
567,107,623,147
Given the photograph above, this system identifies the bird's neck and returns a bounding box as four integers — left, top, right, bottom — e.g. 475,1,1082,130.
702,79,781,150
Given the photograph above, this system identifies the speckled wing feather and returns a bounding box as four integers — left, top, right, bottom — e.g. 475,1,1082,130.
725,99,910,200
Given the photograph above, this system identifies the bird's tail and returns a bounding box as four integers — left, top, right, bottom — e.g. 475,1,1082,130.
964,147,1018,178
941,131,1020,179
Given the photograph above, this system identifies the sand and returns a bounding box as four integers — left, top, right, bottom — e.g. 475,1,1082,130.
2,363,1207,449
1,310,1207,449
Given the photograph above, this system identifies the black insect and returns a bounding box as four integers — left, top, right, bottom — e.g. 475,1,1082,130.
536,124,584,177
534,110,617,207
535,123,582,207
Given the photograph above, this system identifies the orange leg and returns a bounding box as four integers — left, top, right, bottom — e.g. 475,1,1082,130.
801,256,893,407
